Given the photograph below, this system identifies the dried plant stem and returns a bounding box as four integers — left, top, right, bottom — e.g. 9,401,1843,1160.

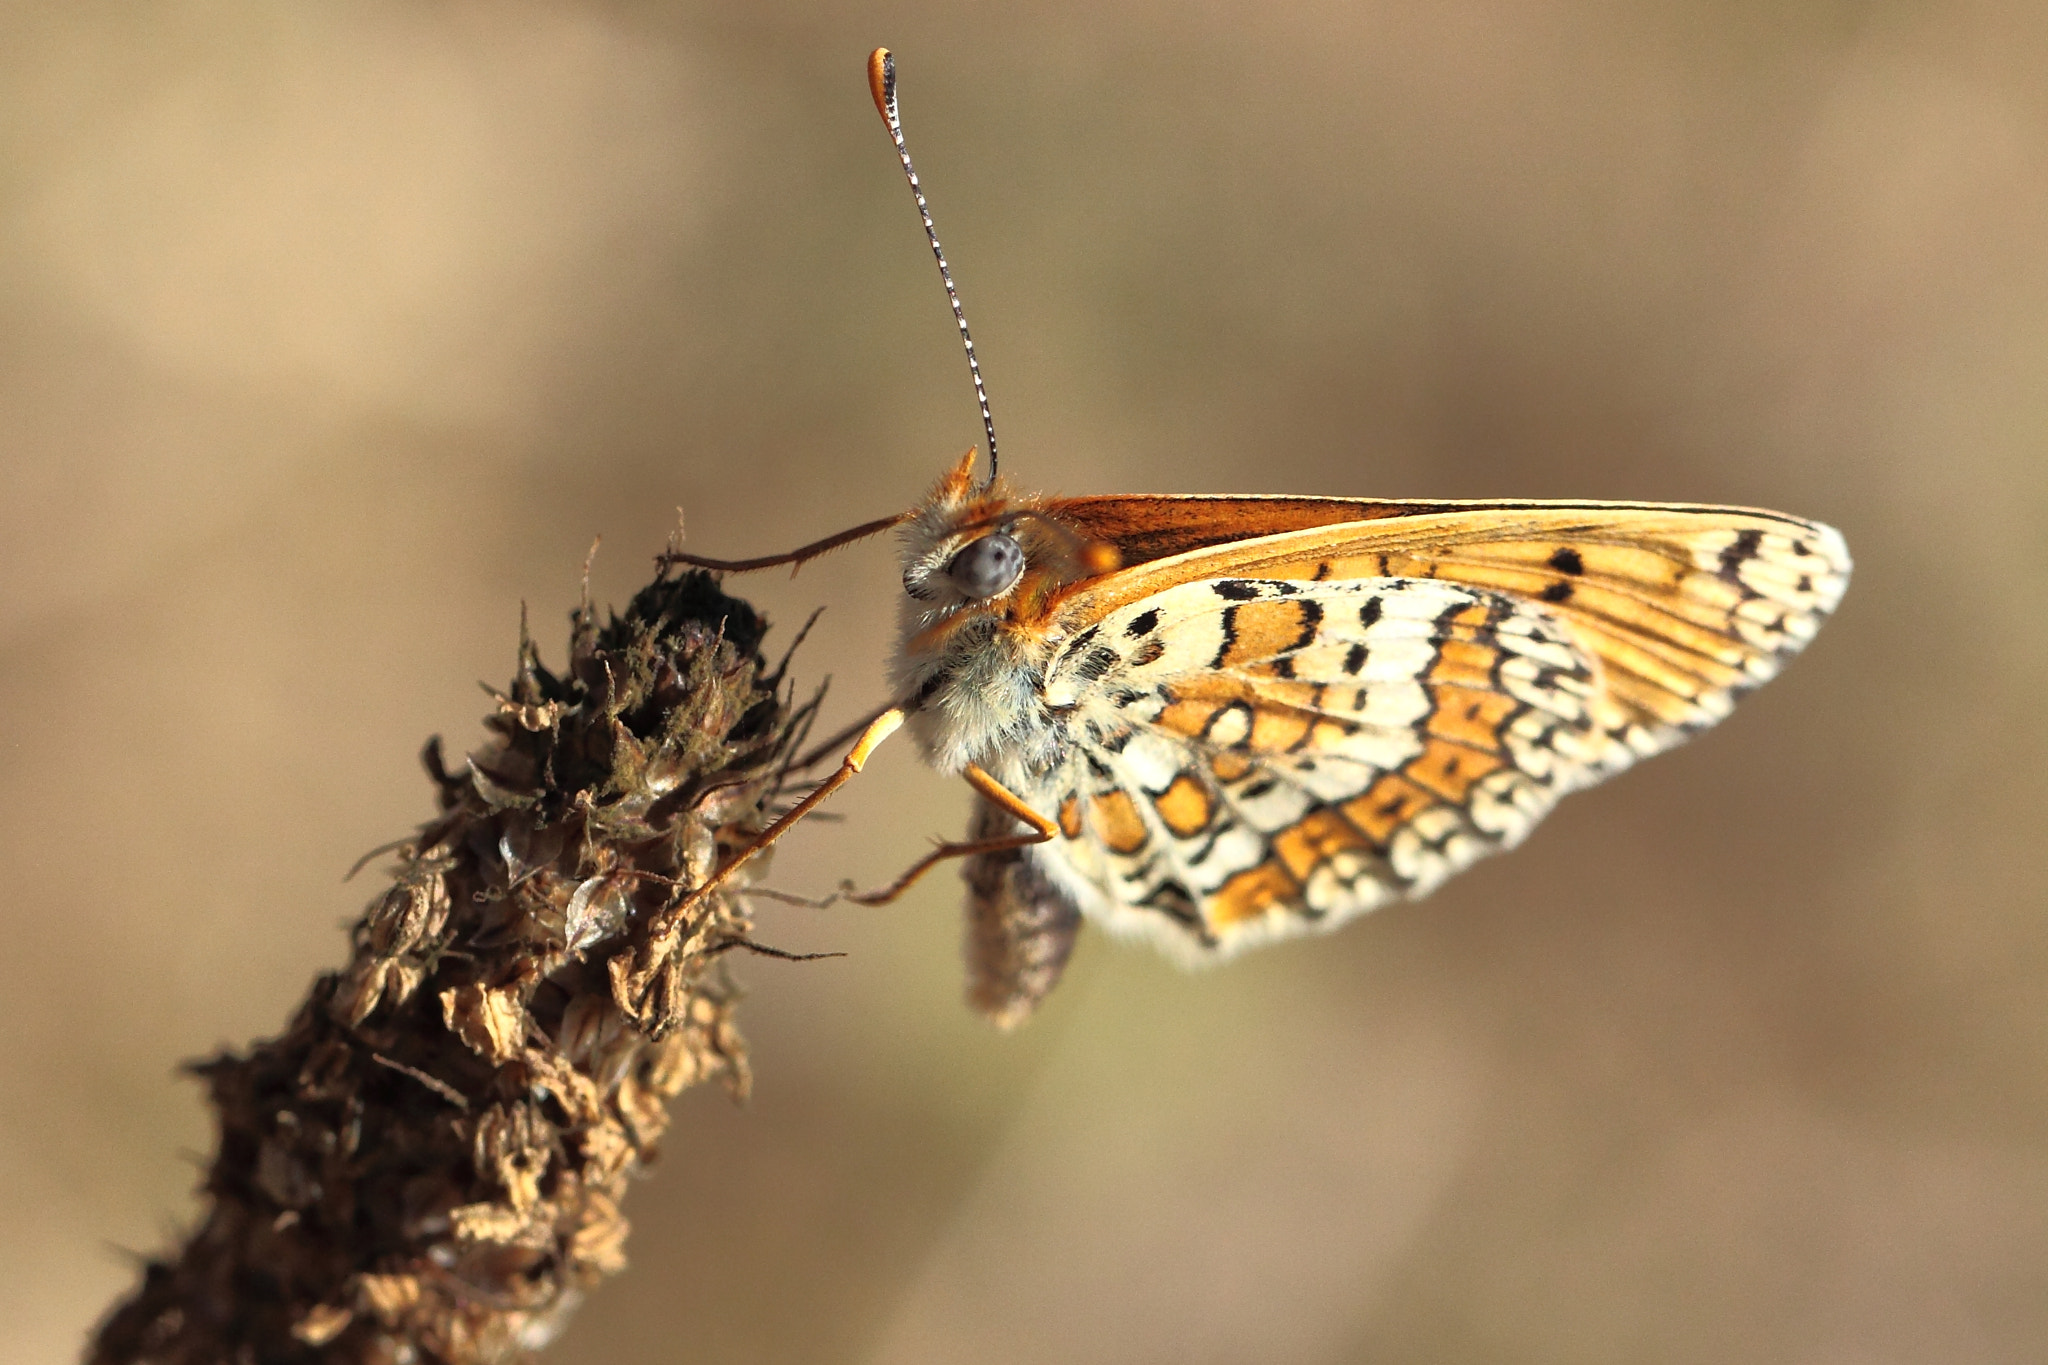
89,568,805,1365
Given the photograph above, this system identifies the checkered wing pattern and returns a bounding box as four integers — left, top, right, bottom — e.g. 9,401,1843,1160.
1023,510,1848,959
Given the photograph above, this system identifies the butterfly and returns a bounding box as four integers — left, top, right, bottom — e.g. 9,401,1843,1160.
665,49,1852,1028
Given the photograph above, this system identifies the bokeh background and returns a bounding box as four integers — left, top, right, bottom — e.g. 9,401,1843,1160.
5,2,2045,1361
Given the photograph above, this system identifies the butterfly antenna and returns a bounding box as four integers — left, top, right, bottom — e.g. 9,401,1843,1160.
868,47,1001,490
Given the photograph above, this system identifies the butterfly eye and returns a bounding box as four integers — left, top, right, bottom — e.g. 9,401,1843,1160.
945,532,1026,600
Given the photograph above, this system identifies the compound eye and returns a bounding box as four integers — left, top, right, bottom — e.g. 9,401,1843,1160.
944,532,1026,600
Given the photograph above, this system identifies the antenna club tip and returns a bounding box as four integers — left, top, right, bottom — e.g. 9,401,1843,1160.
867,48,894,122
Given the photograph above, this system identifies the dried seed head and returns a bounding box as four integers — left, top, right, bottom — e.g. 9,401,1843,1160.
90,569,808,1365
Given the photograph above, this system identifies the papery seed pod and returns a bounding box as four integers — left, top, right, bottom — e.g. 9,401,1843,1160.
563,873,634,953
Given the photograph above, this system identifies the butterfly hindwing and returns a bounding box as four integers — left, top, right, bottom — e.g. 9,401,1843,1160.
1026,575,1624,959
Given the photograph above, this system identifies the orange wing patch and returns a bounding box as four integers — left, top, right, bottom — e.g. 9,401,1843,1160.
1153,773,1215,837
1341,774,1437,844
1427,683,1519,752
1208,750,1256,783
1154,678,1258,744
1209,860,1299,926
1215,596,1323,670
1404,736,1503,804
1428,602,1503,688
1056,793,1083,840
1152,675,1333,750
1271,808,1375,883
1089,790,1151,855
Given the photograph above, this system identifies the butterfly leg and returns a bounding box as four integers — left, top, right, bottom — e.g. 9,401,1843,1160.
665,706,905,919
843,764,1057,906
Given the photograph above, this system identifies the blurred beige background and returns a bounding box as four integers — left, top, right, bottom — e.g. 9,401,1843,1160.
5,2,2045,1361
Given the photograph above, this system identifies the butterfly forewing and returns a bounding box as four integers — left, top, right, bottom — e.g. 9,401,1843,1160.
1051,502,1849,761
1009,503,1849,959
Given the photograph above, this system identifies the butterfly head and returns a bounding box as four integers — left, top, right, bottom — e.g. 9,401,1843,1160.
898,450,1120,615
898,451,1024,608
893,451,1124,771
